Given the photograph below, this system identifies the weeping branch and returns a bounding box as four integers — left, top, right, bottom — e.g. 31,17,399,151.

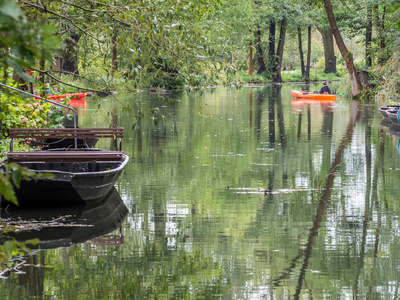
31,67,112,93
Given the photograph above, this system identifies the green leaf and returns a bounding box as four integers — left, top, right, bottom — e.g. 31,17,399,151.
3,241,16,258
0,180,18,206
0,1,21,20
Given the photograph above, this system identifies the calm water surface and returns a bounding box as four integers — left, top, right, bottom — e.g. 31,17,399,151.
2,84,400,299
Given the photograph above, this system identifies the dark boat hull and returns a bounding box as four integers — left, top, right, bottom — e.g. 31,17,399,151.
2,153,129,207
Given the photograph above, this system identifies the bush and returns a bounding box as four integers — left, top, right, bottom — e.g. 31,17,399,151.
0,82,64,138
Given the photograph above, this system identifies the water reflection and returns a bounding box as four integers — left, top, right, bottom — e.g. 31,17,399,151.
293,100,360,299
0,188,127,299
3,86,400,299
2,187,127,249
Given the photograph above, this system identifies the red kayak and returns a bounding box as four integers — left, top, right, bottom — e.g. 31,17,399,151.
54,99,88,108
35,93,88,101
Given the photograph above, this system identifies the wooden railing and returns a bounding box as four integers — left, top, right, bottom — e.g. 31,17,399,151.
7,127,125,162
8,127,124,151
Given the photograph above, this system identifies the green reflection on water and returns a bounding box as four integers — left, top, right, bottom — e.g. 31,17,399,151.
2,85,400,299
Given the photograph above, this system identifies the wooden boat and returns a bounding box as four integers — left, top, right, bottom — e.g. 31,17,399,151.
2,187,128,249
0,84,128,207
379,105,400,124
3,127,128,207
291,90,336,100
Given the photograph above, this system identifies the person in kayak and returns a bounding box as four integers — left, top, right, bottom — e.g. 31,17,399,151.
319,81,331,94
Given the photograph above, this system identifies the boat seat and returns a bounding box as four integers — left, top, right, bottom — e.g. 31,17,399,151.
8,127,124,151
7,151,124,162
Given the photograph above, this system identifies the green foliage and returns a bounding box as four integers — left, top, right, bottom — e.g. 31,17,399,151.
374,50,400,103
0,82,65,138
0,162,43,205
0,239,39,265
0,0,59,77
236,70,269,84
0,0,63,212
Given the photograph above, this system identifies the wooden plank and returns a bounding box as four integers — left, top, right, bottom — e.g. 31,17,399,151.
9,128,124,139
7,151,124,162
8,127,124,151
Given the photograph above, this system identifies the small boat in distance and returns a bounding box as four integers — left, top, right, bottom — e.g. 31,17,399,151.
291,90,336,101
379,105,400,124
35,92,89,101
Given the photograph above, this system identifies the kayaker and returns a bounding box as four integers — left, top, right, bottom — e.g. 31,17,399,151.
44,83,51,95
319,81,331,94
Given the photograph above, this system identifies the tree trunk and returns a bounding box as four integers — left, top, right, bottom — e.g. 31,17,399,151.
39,59,45,96
297,27,305,76
375,5,386,65
319,28,337,74
323,0,362,96
249,39,253,76
305,26,311,82
12,70,28,92
254,28,266,74
111,28,118,72
273,17,287,83
267,21,276,76
63,32,81,76
365,7,372,67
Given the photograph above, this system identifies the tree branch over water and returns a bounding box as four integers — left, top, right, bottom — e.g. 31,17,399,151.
31,68,111,93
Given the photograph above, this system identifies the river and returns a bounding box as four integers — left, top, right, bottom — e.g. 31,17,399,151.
1,83,400,299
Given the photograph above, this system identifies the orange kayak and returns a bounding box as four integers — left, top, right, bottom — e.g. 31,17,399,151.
291,90,336,100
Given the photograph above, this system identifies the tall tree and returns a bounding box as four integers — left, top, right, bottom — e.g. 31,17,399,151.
267,20,276,75
318,28,337,73
375,4,387,65
273,17,287,82
254,27,267,74
323,0,362,96
249,39,253,75
305,26,311,82
297,27,305,76
111,26,118,73
365,6,373,67
62,31,81,75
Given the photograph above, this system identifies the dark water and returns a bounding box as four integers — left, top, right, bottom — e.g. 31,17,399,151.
2,84,400,299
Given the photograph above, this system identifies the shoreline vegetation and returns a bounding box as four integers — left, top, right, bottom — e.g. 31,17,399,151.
57,67,348,93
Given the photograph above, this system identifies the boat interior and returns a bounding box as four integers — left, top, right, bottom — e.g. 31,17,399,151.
16,160,124,173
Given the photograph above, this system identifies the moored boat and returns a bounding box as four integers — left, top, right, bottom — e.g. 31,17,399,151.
291,90,336,100
0,84,128,208
3,148,129,207
2,127,127,207
379,105,400,124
